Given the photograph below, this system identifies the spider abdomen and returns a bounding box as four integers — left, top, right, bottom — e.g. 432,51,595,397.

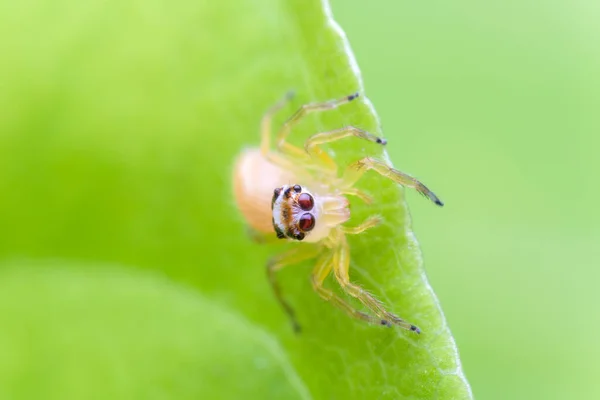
233,148,294,234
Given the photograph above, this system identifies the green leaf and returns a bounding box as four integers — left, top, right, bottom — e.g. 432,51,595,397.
0,262,309,400
0,0,471,399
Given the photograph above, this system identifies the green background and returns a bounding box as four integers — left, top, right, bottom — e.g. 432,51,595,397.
1,0,470,398
1,0,598,398
332,0,600,399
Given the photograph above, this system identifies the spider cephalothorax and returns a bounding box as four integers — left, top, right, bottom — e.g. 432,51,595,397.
233,91,443,333
271,184,351,242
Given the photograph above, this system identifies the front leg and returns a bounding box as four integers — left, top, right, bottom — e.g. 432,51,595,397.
342,157,444,206
311,250,389,326
266,245,321,332
331,231,421,333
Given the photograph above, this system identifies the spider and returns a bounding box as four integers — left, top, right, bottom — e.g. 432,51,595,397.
233,92,443,333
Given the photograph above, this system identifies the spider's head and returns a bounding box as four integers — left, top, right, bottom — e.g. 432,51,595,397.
271,184,315,241
271,184,349,242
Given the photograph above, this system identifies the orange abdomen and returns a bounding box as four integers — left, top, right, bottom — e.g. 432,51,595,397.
233,148,294,233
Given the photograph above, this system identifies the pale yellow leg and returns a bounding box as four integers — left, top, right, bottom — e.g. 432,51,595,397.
305,126,386,154
258,93,318,177
302,125,386,176
247,227,281,244
339,215,382,235
332,232,421,333
274,93,361,173
267,245,321,332
311,251,388,326
343,157,444,207
260,91,295,156
341,187,373,204
276,92,360,150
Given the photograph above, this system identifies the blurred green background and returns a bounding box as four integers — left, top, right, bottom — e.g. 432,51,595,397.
1,0,598,398
332,0,600,398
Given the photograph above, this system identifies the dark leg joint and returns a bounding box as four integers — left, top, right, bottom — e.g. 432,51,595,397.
347,92,360,101
285,90,296,100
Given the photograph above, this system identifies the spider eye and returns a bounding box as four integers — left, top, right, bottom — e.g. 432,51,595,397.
293,184,302,193
298,213,315,232
298,193,314,211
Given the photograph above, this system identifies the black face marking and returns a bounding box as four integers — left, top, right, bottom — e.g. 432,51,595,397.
275,229,285,239
284,187,292,198
272,218,285,239
293,184,302,193
272,187,282,208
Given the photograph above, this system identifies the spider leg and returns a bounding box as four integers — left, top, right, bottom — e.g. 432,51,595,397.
260,91,295,156
339,215,382,235
258,93,314,177
276,92,359,150
332,231,421,333
302,126,386,175
274,92,361,173
342,157,444,206
260,92,331,174
247,227,281,244
341,187,373,204
305,126,387,153
311,250,389,326
267,245,321,332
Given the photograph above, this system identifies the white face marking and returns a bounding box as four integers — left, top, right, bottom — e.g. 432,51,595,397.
271,185,287,237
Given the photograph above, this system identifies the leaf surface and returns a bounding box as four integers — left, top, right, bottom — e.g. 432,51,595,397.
0,0,471,398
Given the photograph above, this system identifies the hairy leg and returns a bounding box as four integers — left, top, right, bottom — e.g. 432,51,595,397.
275,93,362,173
332,231,421,333
305,125,386,153
311,250,389,326
342,157,443,206
260,91,295,156
339,215,382,235
267,245,321,332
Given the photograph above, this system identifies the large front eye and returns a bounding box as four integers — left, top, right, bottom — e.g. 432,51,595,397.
298,213,315,232
298,193,314,211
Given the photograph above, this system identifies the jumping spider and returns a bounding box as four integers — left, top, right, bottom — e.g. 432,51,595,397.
233,92,442,333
